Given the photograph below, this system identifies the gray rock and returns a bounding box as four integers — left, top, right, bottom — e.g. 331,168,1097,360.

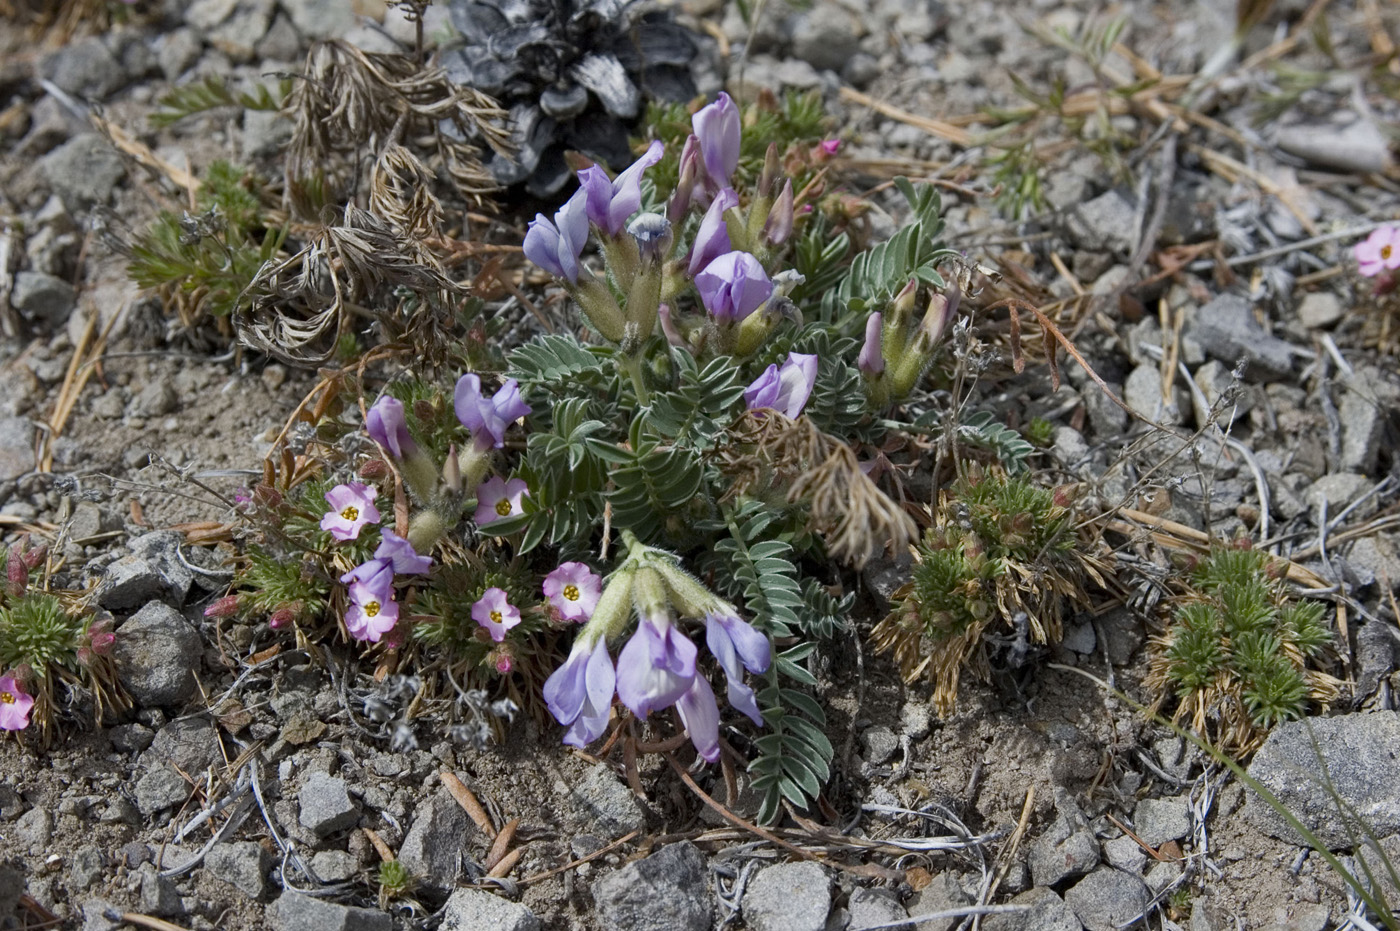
570,764,646,836
1186,294,1293,382
398,790,476,888
1052,427,1091,470
309,850,359,883
906,871,970,931
206,0,276,60
441,888,541,931
1296,292,1344,329
744,861,830,931
156,28,204,80
593,842,711,931
1063,869,1149,931
16,807,53,853
256,12,303,61
1245,713,1400,848
1132,795,1190,848
1276,118,1393,174
133,377,178,417
863,551,914,609
205,841,270,899
82,898,123,931
38,36,129,99
139,864,182,917
39,134,127,210
1144,859,1181,895
69,847,106,891
1349,535,1400,590
862,726,899,765
1103,836,1146,874
0,417,34,481
1081,381,1128,438
270,891,391,931
1123,363,1176,424
185,0,237,29
790,5,863,73
112,602,202,706
849,886,907,930
1305,473,1378,524
145,717,218,775
130,530,196,603
279,0,356,39
984,886,1083,931
69,502,117,542
134,766,190,815
299,773,359,837
1354,833,1400,904
1191,360,1251,429
1029,789,1100,887
1062,189,1138,255
96,557,167,611
1339,389,1385,474
1061,621,1096,655
11,271,76,324
900,701,931,740
242,109,291,160
843,52,880,88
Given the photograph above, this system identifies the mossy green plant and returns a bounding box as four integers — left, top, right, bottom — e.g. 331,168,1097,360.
1147,545,1342,755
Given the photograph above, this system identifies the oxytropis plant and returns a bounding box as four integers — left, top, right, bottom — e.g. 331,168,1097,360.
1146,545,1342,755
0,538,125,742
222,89,1014,821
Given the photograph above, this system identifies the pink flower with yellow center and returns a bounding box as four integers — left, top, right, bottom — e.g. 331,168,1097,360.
542,562,603,623
1356,225,1400,278
320,483,380,542
474,477,529,526
0,675,34,731
345,581,399,643
472,587,521,642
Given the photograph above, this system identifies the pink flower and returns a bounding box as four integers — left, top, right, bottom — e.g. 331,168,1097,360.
819,139,841,155
472,588,521,642
543,562,603,622
345,581,399,643
320,483,380,542
0,675,34,731
1356,225,1400,278
474,477,529,525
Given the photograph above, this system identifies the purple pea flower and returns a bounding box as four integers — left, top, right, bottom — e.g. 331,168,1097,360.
615,611,698,719
455,375,532,450
578,140,664,237
704,611,770,726
744,352,818,419
523,187,589,283
472,587,521,642
543,637,616,749
341,557,394,594
695,251,772,323
320,483,380,542
375,529,432,574
345,581,399,642
858,312,884,376
677,674,721,763
543,562,603,623
688,187,737,278
366,396,416,459
692,92,740,192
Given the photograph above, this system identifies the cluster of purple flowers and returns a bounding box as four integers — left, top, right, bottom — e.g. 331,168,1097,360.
542,556,770,763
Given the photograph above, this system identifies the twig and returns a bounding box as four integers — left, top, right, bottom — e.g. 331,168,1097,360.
440,770,497,837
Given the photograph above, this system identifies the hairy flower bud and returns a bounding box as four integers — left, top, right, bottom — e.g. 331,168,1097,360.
358,458,389,480
269,605,297,629
204,595,242,619
6,546,27,597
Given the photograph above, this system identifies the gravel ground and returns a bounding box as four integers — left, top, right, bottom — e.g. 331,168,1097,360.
1,1,1398,930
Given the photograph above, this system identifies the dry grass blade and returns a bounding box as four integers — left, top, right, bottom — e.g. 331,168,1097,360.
440,770,497,837
787,442,919,570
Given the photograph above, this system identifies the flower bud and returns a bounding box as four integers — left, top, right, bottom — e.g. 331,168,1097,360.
359,458,388,480
204,595,242,619
442,445,462,495
758,142,780,197
669,135,699,225
269,605,297,629
6,546,27,597
628,212,672,264
763,179,794,247
21,545,46,571
858,312,884,377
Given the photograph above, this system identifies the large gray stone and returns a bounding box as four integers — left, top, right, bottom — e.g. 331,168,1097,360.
441,889,540,931
905,871,971,931
1186,294,1293,382
743,861,830,931
96,557,167,611
38,36,129,99
1132,795,1191,848
134,767,190,815
0,417,34,481
39,135,127,210
1245,713,1400,848
298,773,359,837
398,790,476,888
205,841,270,899
1029,789,1100,887
270,892,391,931
1277,118,1393,174
593,841,710,931
139,864,182,917
112,602,202,706
848,886,907,930
11,272,76,324
279,0,355,38
1062,189,1138,255
144,717,218,775
1063,869,1149,931
984,886,1083,931
790,5,863,73
570,764,646,836
15,807,52,853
